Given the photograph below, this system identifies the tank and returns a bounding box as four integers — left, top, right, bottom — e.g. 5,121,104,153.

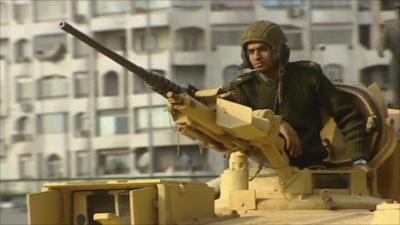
27,22,400,225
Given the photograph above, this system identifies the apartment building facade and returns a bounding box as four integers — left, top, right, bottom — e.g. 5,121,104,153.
0,0,397,193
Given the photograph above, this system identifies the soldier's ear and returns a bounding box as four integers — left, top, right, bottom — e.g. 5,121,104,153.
274,42,290,64
241,49,252,68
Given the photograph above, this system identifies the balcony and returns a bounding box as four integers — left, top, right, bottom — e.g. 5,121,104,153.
96,50,127,72
128,12,170,29
97,96,126,110
170,8,208,29
35,99,70,114
130,93,166,108
130,50,170,70
172,51,207,65
11,62,32,75
130,130,193,148
12,134,33,144
0,26,8,38
90,16,127,32
71,57,89,72
255,8,306,26
93,135,131,149
210,10,255,25
312,9,353,24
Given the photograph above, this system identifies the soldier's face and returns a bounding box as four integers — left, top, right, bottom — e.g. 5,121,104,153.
246,42,275,73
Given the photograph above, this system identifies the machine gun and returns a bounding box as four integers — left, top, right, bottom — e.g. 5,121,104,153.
59,21,198,98
26,22,399,225
59,21,292,180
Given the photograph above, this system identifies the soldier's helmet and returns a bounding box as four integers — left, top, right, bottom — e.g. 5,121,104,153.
240,20,289,68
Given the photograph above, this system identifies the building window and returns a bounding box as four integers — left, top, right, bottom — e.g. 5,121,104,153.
38,75,68,99
74,72,89,98
14,1,31,23
152,145,208,173
103,71,119,96
133,69,165,94
172,1,205,8
358,0,371,11
176,28,204,51
282,26,303,50
260,0,305,8
94,0,130,15
133,1,170,11
311,28,352,48
38,113,68,134
97,149,130,175
75,0,89,20
134,148,150,173
135,106,171,132
76,151,89,177
212,30,242,50
211,0,254,10
0,119,6,152
15,39,31,63
0,1,10,25
133,31,158,52
132,27,168,52
33,34,66,61
381,0,398,10
173,65,205,89
94,30,126,52
0,39,9,60
19,154,34,178
360,65,389,90
16,77,33,102
359,25,371,49
223,65,240,85
13,117,33,143
310,0,351,9
47,154,62,178
73,39,90,58
34,0,66,21
98,110,128,136
323,64,344,82
74,113,89,138
16,116,29,134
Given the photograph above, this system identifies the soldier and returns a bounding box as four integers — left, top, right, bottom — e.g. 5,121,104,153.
227,20,370,171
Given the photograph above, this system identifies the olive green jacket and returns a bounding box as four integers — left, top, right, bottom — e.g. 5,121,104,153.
228,61,368,167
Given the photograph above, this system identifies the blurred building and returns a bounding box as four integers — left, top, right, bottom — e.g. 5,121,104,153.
0,0,398,193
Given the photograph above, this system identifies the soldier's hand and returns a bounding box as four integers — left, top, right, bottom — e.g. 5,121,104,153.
280,121,302,158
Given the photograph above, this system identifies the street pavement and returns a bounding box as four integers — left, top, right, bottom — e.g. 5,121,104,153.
0,208,27,225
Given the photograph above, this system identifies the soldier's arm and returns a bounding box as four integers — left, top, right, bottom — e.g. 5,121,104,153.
221,74,253,106
314,67,369,161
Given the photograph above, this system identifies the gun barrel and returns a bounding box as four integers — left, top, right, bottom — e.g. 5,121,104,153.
59,21,185,96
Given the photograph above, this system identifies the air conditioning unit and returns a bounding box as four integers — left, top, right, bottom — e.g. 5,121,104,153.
288,7,305,18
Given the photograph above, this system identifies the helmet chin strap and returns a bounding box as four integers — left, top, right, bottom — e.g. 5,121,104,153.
274,62,286,114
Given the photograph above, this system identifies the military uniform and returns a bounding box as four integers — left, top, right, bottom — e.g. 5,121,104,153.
228,61,369,168
232,20,369,168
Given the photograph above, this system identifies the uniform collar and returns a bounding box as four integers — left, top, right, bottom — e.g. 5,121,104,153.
257,72,278,85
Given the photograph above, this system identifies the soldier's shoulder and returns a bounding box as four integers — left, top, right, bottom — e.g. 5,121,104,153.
229,72,255,87
289,60,322,72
